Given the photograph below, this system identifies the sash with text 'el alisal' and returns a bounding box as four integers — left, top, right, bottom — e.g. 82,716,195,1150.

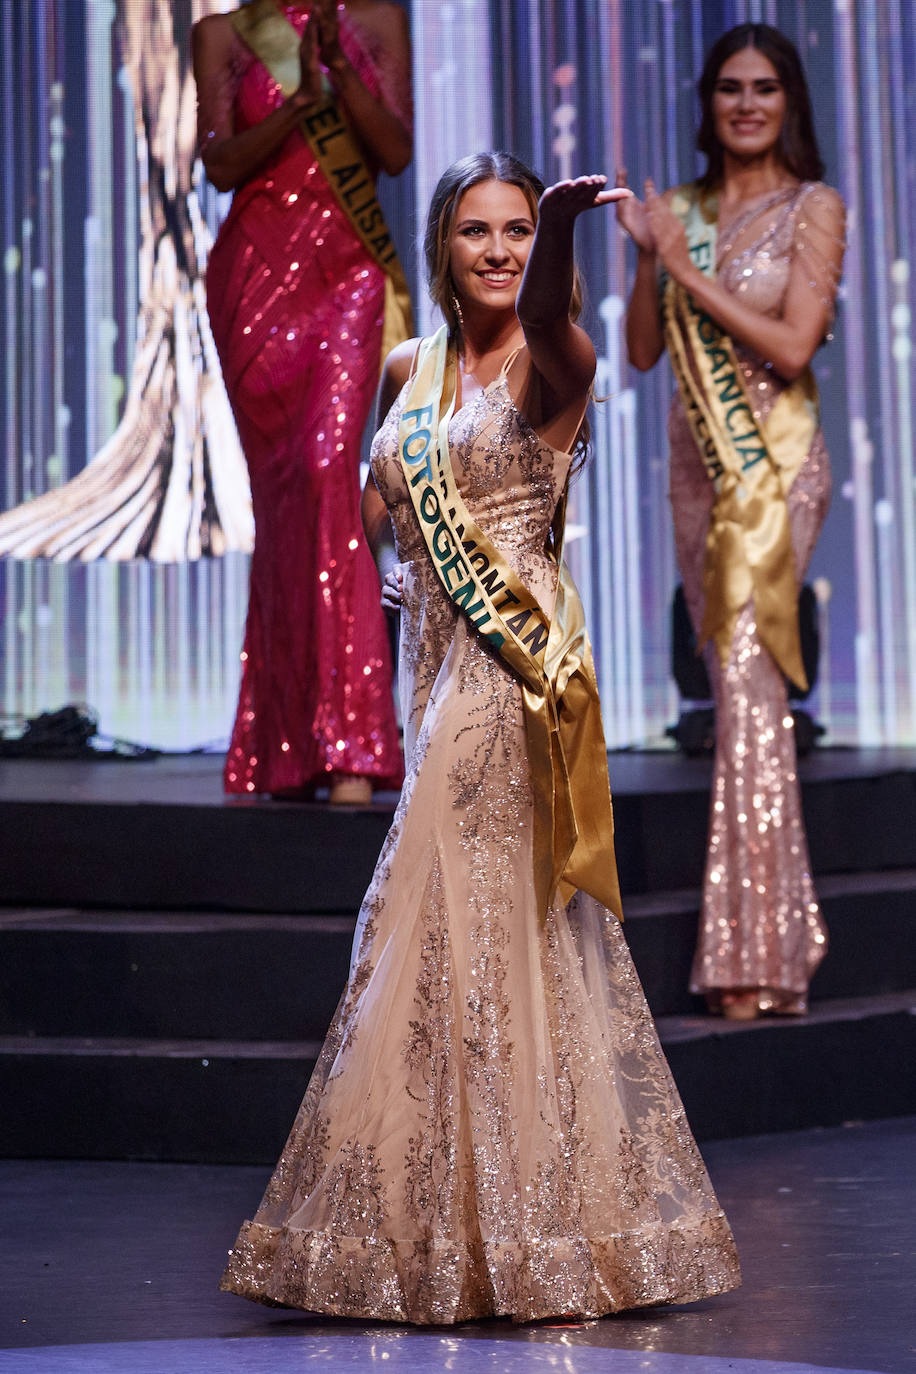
230,0,413,365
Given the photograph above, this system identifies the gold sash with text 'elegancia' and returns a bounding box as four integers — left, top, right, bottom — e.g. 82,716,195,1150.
397,327,622,923
230,0,413,365
663,185,818,688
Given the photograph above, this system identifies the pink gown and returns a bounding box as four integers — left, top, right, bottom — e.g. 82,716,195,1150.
668,182,844,1011
218,357,741,1322
200,6,407,795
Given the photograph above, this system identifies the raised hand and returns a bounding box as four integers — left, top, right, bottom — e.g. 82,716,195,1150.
614,169,656,253
538,173,633,224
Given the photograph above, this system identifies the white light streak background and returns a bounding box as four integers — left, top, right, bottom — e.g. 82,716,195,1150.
1,0,915,749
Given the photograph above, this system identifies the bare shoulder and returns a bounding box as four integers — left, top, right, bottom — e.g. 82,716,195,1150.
382,336,419,392
376,336,419,425
192,12,236,60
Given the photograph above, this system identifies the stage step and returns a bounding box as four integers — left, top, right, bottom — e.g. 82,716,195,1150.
625,867,916,1015
0,798,394,914
2,753,914,1158
0,910,356,1041
657,990,916,1139
2,868,914,1045
2,989,914,1163
2,760,915,912
0,1034,318,1165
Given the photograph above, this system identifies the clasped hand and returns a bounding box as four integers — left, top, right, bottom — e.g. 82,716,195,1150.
296,0,346,105
614,172,694,282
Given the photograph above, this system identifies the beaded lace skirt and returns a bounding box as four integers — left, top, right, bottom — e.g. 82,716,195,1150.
219,372,741,1322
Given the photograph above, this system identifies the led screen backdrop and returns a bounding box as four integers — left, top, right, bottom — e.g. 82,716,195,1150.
2,0,915,749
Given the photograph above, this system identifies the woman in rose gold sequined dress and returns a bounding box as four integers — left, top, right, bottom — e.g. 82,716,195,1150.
619,25,845,1019
217,154,740,1323
193,0,409,800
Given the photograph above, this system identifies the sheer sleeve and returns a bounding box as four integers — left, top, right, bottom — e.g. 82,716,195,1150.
793,183,846,319
193,16,250,161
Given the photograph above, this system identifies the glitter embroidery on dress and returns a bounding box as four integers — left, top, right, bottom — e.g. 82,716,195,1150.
219,364,741,1322
669,181,843,1011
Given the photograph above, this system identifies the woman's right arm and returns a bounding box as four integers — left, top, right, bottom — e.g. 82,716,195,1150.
616,172,665,371
361,339,417,610
192,14,321,193
625,249,665,371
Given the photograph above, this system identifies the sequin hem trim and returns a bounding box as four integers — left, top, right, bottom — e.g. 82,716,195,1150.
219,1213,741,1324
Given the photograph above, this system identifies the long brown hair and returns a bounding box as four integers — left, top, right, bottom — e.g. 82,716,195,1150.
696,24,825,189
423,152,589,464
423,151,586,338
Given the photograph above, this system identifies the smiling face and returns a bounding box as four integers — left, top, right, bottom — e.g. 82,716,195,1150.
448,179,536,316
712,44,787,165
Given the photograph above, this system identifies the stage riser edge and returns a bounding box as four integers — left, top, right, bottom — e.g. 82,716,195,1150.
2,880,915,1038
2,1003,913,1163
2,766,915,911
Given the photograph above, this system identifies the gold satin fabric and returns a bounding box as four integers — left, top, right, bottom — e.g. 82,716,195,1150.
397,328,622,922
664,187,817,689
230,0,413,365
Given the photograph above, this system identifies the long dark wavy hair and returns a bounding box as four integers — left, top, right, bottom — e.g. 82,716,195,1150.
423,151,589,465
696,24,825,189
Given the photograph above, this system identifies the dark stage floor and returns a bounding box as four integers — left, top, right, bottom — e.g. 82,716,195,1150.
2,1117,914,1374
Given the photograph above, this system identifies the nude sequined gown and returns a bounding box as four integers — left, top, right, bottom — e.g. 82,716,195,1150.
220,359,741,1322
669,183,842,1011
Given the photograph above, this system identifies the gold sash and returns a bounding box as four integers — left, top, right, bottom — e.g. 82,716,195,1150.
663,185,818,689
398,327,622,923
230,0,413,365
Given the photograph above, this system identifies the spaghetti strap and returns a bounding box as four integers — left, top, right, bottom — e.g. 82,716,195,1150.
500,346,525,380
406,340,424,383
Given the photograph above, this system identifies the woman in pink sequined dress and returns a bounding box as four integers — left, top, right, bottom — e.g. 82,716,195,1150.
193,0,409,801
618,25,845,1019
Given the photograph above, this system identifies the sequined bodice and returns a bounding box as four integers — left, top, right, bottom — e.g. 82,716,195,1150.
231,9,384,140
371,374,571,595
670,181,843,441
715,182,817,322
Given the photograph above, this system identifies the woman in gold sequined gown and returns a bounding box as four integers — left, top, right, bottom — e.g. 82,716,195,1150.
218,153,740,1322
619,25,845,1019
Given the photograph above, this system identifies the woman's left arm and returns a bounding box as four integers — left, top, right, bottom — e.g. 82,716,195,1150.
516,176,632,411
316,0,412,176
648,182,846,380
